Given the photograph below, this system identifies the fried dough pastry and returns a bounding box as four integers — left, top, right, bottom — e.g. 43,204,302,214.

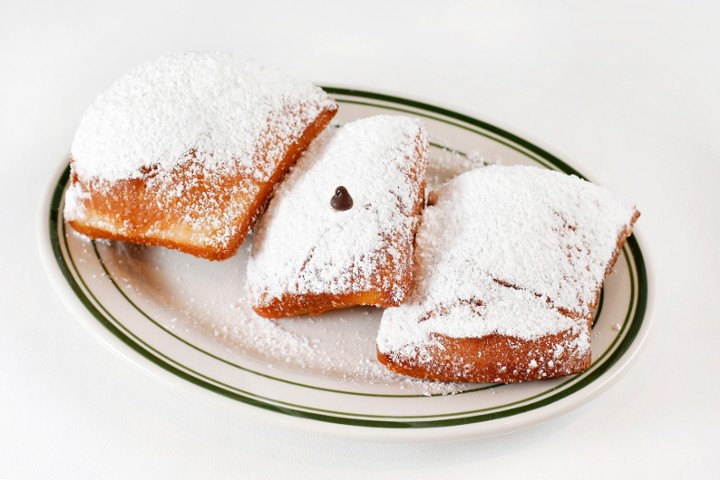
248,115,429,317
64,52,337,260
377,165,639,383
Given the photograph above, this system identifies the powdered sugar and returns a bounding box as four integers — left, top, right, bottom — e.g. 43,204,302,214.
70,51,335,182
248,115,428,305
377,165,638,357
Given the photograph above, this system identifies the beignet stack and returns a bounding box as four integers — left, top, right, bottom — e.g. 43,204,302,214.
247,115,429,318
377,165,639,383
64,52,337,260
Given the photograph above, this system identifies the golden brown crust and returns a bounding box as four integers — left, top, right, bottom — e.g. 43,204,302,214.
253,290,386,318
67,106,337,261
377,329,592,383
253,226,422,317
252,227,421,317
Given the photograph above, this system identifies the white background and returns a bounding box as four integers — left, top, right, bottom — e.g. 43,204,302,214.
1,0,718,478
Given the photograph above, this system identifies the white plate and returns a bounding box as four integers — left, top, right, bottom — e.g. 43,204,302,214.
39,88,651,442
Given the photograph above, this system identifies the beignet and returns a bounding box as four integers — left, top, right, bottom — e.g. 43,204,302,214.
248,115,429,317
64,52,337,260
377,165,639,383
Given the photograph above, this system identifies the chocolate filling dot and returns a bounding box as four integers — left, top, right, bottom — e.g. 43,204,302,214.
330,186,353,211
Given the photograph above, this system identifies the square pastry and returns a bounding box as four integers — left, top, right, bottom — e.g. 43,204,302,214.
248,115,428,317
64,52,337,260
377,165,639,383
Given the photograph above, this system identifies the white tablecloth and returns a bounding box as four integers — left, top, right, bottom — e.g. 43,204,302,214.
2,1,717,477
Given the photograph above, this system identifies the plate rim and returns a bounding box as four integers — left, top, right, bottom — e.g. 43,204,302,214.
38,87,652,442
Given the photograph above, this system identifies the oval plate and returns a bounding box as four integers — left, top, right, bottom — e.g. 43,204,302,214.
39,88,650,442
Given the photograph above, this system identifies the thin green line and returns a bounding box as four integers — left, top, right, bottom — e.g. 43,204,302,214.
429,142,467,160
336,98,557,172
323,87,587,180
